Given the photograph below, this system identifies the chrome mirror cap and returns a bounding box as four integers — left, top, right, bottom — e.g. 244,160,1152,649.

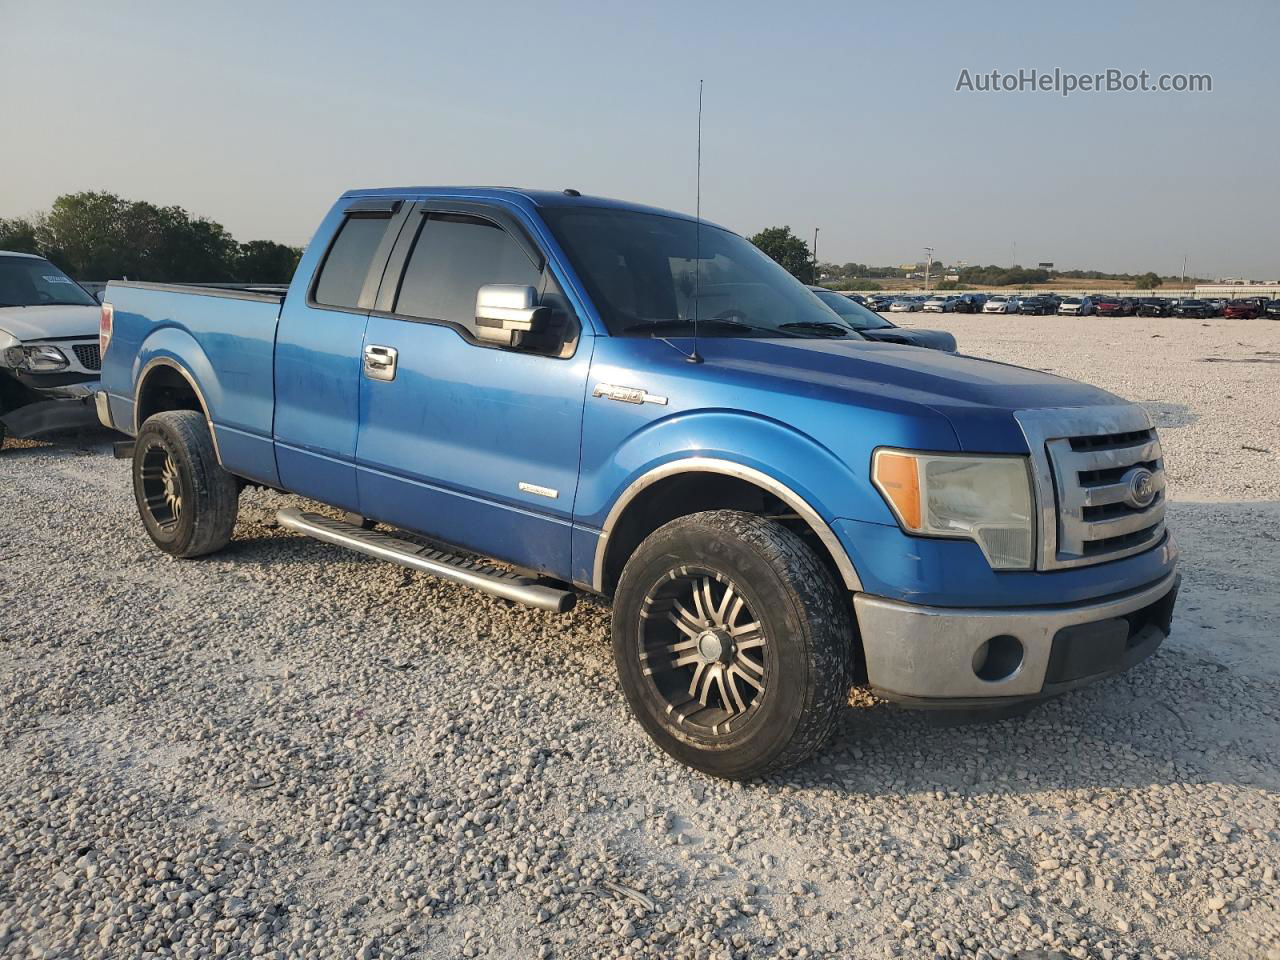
474,284,548,345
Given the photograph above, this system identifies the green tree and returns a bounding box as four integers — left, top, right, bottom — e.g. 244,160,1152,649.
36,191,239,281
0,217,42,256
236,240,302,283
36,192,132,278
1134,272,1162,289
956,264,1051,287
748,225,814,282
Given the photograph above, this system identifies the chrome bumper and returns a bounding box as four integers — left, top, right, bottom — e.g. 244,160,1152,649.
853,571,1179,704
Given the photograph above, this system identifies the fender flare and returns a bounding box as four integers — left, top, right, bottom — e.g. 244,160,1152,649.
592,456,863,593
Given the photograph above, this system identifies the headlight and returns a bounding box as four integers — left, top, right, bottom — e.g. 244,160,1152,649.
872,449,1035,570
16,345,70,373
0,330,18,363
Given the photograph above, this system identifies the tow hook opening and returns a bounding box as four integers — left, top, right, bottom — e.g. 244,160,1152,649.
972,634,1024,682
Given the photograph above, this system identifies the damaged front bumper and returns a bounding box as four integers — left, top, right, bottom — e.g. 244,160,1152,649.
0,372,103,439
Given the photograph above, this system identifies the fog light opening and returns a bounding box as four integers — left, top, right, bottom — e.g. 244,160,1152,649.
972,634,1024,682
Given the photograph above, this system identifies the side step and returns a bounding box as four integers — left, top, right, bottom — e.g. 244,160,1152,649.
276,507,577,614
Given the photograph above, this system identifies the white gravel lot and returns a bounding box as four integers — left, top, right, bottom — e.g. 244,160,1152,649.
1,316,1278,960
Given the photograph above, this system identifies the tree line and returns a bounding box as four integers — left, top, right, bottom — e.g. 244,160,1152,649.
0,192,302,283
747,226,1184,290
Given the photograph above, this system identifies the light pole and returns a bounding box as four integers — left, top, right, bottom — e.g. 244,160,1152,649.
923,247,934,292
813,227,820,284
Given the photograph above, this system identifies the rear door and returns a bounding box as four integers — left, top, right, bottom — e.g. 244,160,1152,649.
354,200,591,577
273,199,409,511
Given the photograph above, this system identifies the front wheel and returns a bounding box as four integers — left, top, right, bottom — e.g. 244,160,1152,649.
132,410,239,558
612,510,852,780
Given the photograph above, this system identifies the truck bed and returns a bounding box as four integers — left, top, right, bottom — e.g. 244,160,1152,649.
99,280,285,485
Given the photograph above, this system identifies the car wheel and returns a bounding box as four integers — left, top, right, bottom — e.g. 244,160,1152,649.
612,510,852,780
132,410,239,558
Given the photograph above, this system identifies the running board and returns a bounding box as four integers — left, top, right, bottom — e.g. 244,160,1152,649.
276,507,576,614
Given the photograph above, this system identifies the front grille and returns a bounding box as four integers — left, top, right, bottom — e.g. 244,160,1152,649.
73,343,101,371
1016,407,1168,569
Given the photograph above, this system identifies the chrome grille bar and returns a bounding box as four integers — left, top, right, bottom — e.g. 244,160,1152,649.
1015,405,1168,570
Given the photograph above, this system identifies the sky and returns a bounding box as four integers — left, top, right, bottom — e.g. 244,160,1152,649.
2,0,1276,279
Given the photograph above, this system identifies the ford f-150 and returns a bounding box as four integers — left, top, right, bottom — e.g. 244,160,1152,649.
96,187,1179,779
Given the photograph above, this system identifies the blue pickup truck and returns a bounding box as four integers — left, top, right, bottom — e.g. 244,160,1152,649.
97,187,1178,779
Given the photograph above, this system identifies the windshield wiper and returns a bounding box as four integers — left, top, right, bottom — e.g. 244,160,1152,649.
778,321,852,337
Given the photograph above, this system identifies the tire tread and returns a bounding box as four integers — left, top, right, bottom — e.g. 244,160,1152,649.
134,410,238,558
615,509,851,779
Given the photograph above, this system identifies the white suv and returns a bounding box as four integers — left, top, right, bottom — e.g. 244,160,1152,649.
0,252,103,447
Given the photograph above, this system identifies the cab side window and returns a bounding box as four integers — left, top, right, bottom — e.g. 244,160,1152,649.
393,213,576,355
312,214,395,310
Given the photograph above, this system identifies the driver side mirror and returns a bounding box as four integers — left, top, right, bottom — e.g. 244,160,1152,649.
474,284,549,347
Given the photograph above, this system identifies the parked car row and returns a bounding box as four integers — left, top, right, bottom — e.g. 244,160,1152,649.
858,290,1280,320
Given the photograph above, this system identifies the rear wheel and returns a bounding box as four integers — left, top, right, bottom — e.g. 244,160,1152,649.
612,510,851,780
132,410,239,557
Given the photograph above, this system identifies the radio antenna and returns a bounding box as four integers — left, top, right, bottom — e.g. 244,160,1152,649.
686,79,705,364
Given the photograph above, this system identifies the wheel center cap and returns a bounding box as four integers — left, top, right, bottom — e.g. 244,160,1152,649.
696,629,732,663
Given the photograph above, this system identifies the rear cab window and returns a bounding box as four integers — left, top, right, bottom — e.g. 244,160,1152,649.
311,201,404,310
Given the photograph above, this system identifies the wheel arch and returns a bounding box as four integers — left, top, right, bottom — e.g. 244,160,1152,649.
133,356,222,463
593,458,863,596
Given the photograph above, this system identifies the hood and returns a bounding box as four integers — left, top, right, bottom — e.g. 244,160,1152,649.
0,304,101,342
693,335,1122,452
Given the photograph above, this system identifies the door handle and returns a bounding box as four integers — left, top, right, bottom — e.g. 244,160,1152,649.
364,344,398,382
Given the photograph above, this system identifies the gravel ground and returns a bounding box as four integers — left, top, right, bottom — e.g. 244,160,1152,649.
2,316,1278,960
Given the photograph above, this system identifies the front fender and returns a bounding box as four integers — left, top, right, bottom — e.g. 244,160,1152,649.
577,409,868,529
576,409,877,592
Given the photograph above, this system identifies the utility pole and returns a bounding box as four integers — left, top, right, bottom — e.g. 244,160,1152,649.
812,227,820,284
1181,253,1187,286
923,246,934,292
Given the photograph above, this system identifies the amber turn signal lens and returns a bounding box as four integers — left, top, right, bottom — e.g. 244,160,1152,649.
873,451,921,529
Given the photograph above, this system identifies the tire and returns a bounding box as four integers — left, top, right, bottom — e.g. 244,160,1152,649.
132,410,239,558
612,510,852,780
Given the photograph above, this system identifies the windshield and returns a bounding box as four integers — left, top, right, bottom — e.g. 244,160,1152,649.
542,207,861,339
811,289,894,329
0,256,97,308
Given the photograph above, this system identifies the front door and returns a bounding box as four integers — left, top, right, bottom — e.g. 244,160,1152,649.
354,204,591,577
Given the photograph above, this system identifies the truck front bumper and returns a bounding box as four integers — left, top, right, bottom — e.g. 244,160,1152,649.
853,571,1179,707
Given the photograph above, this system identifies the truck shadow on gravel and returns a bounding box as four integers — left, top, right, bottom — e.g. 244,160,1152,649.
202,492,1280,803
804,639,1280,800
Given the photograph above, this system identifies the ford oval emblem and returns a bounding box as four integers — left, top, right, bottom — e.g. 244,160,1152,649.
1123,467,1157,509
